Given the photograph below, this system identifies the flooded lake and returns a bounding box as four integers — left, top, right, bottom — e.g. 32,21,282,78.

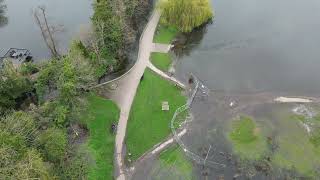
132,0,320,179
175,0,320,96
0,0,93,60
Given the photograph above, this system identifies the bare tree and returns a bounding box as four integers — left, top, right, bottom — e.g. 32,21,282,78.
34,6,61,58
78,24,104,66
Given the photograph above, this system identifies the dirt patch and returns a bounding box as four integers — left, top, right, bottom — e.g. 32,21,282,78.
67,123,89,145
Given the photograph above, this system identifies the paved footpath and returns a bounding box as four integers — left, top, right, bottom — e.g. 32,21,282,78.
109,10,161,180
101,9,186,180
147,62,186,89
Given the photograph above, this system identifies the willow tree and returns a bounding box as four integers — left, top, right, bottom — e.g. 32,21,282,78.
159,0,214,32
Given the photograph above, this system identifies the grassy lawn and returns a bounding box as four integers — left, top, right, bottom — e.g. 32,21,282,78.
126,68,187,161
83,94,120,180
153,24,179,44
228,116,268,160
150,52,172,72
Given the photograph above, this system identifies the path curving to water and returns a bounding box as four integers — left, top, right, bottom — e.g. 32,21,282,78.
96,9,187,180
147,62,186,89
102,10,170,180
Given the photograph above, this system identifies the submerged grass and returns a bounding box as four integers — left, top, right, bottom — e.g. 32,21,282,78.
153,24,179,44
228,116,268,161
155,145,193,179
150,52,172,72
126,68,187,161
83,94,120,180
272,112,320,177
228,104,320,177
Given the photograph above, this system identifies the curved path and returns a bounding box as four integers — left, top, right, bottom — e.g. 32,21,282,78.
107,10,161,180
147,62,186,89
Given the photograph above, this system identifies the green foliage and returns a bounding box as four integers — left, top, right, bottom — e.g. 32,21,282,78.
20,62,39,76
0,148,52,179
58,60,78,104
91,0,123,76
36,42,94,103
124,0,139,16
0,113,52,179
31,101,69,128
126,68,187,161
0,130,26,155
35,42,94,125
35,60,60,101
15,149,52,179
52,103,68,126
150,52,172,72
58,147,90,180
71,40,89,58
1,111,36,142
159,0,213,32
0,60,33,113
154,24,179,44
92,0,123,56
38,127,67,162
82,94,120,179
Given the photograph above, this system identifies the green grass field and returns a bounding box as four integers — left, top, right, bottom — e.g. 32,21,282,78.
153,25,179,44
126,68,186,161
84,94,120,180
150,52,172,72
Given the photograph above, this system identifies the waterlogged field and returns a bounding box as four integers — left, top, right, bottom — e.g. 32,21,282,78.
150,145,194,180
227,103,320,178
228,116,268,161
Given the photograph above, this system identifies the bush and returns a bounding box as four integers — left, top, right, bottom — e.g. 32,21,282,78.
38,128,67,162
20,62,39,75
159,0,213,32
58,150,90,180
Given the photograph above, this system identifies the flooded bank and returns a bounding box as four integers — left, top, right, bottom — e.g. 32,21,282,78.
131,90,320,179
174,0,320,96
131,0,320,178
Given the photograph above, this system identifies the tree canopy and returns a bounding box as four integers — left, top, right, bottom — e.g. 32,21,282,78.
37,127,67,162
0,0,150,179
159,0,214,32
0,112,52,179
36,41,94,102
0,61,33,113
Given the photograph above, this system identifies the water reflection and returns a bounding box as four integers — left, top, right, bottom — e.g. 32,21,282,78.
172,22,210,58
175,0,320,95
0,0,8,28
0,0,93,59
